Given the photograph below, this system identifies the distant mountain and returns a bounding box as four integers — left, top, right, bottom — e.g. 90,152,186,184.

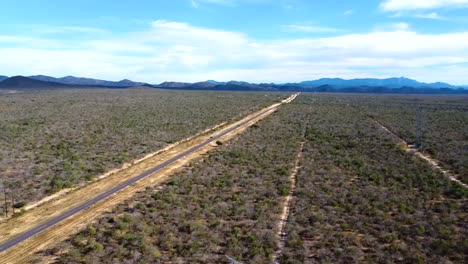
157,82,191,88
205,83,275,91
156,80,265,89
189,82,218,89
204,80,253,86
0,76,72,89
0,75,8,81
206,80,224,85
153,81,468,94
301,85,468,94
156,82,301,92
29,75,145,87
226,81,252,86
116,79,144,87
287,77,456,89
1,75,466,94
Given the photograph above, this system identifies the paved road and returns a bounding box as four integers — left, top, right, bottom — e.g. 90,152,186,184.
0,98,290,254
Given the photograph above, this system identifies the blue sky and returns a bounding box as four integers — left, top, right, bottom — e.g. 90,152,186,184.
1,0,468,84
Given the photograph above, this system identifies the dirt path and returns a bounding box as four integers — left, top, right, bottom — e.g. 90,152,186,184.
371,119,467,188
272,118,307,263
272,141,305,263
0,93,299,264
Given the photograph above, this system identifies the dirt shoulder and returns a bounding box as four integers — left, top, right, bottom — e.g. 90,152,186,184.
0,94,298,264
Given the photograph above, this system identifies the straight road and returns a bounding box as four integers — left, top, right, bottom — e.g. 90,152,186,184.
0,93,298,254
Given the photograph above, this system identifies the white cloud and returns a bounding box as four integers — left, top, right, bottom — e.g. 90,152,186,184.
282,24,342,33
388,10,450,20
413,12,447,19
391,22,410,31
344,9,354,15
381,0,468,11
0,36,62,48
372,22,410,32
1,21,468,84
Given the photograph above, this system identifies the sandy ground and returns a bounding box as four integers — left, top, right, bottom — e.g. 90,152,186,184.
371,119,467,188
0,93,298,264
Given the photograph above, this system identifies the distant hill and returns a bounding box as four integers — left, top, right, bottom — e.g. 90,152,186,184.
189,82,218,89
301,85,468,94
155,82,303,92
157,82,192,88
154,82,468,94
206,80,224,85
0,76,74,89
286,77,456,89
0,75,8,82
29,75,145,87
1,75,467,94
0,76,143,90
155,80,270,89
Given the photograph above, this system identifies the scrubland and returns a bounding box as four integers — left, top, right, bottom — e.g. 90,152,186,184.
0,89,283,208
281,95,467,263
351,94,468,183
47,93,467,263
48,97,305,263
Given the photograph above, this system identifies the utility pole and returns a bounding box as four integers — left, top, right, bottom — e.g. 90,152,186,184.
2,181,8,217
0,181,3,217
415,106,424,150
11,190,14,215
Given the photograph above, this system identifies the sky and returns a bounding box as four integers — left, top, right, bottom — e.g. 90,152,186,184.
0,0,467,84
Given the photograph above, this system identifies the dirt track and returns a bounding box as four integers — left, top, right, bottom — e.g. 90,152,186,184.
371,119,467,188
0,93,298,264
272,141,305,263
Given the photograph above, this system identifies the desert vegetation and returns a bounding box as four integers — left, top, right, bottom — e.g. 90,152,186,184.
0,89,284,211
349,94,468,183
46,93,467,263
281,95,467,263
46,101,306,263
5,91,465,263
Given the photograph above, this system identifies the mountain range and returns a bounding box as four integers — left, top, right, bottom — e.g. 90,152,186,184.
286,77,457,89
0,75,467,94
0,76,73,89
29,75,146,87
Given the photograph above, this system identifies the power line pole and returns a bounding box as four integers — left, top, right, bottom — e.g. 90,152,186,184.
10,190,14,215
0,181,3,217
2,181,8,217
415,106,424,150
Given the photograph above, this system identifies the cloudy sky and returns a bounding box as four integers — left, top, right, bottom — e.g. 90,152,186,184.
1,0,467,84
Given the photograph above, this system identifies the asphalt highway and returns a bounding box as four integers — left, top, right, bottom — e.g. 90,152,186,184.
0,100,286,253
